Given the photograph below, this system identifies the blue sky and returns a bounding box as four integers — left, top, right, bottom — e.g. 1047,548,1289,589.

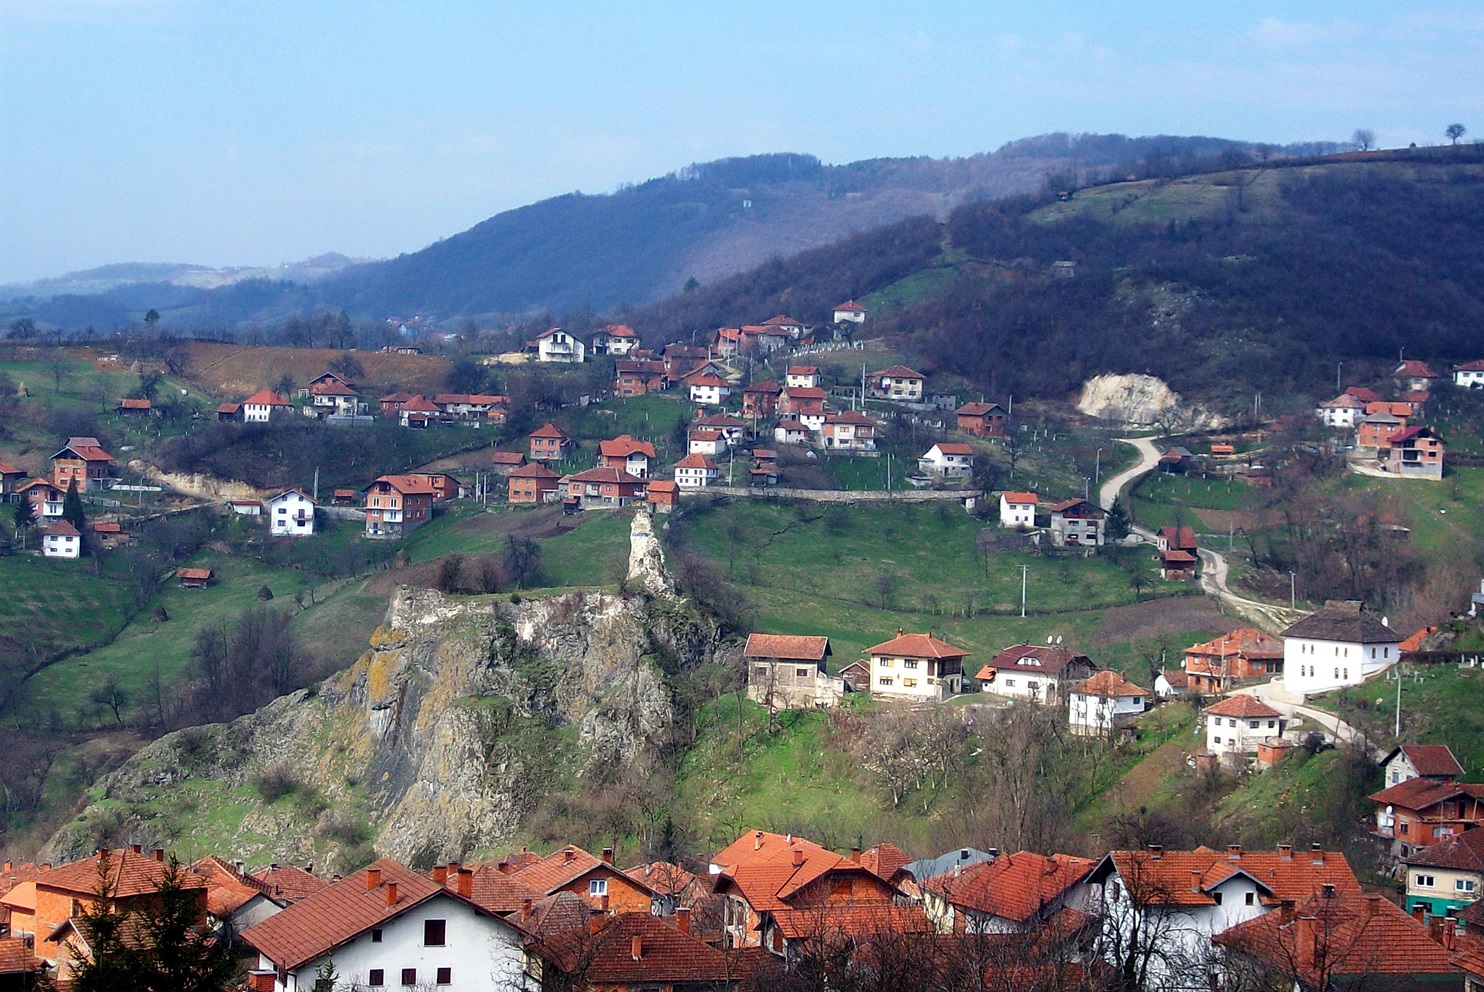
1,1,1480,283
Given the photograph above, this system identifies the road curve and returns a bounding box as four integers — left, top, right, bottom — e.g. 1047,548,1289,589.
1098,436,1162,510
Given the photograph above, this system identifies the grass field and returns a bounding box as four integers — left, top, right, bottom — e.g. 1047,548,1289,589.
0,555,140,669
1321,664,1484,780
1131,472,1264,532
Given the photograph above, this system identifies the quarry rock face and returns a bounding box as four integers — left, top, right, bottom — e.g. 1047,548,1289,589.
1076,373,1228,429
45,537,722,868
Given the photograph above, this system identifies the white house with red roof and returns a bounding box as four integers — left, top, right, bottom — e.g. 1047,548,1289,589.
919,442,974,477
868,365,926,402
687,429,726,457
304,372,364,418
241,390,293,424
1315,393,1367,429
1068,671,1148,736
999,491,1038,529
832,300,867,324
531,326,585,363
865,629,968,701
687,373,731,406
1455,359,1484,389
267,488,316,537
42,520,81,559
1395,359,1441,392
785,366,821,389
975,643,1096,702
673,453,719,489
821,410,878,453
1048,498,1106,547
773,420,812,446
597,435,656,479
920,851,1095,934
240,859,527,992
1203,694,1286,756
591,323,639,356
1382,744,1465,788
744,633,840,710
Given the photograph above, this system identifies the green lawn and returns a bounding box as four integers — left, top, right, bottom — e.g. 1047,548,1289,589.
541,512,634,587
824,455,911,491
0,555,139,668
1322,665,1484,779
1132,472,1263,531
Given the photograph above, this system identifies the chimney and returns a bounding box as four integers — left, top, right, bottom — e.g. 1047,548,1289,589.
754,831,764,851
1413,905,1428,923
448,861,459,878
456,868,473,899
1311,843,1325,865
1226,844,1241,860
1148,844,1163,860
2,861,9,872
1190,870,1202,893
366,867,382,891
249,970,277,992
1295,915,1317,955
676,908,691,934
601,848,614,865
897,627,905,638
130,844,142,854
153,848,164,862
987,848,999,859
564,849,576,864
40,864,50,872
1279,899,1296,923
1364,894,1382,920
385,881,398,907
631,935,643,961
521,898,533,921
1277,843,1293,860
270,863,279,871
433,865,448,885
792,848,804,867
850,848,861,864
600,894,610,914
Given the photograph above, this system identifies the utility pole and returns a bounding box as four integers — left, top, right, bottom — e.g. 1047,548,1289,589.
1336,362,1343,392
1019,564,1029,618
1288,570,1296,611
1095,448,1102,488
1395,663,1403,737
313,467,319,503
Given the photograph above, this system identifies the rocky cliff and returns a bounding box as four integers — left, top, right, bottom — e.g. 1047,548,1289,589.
45,515,726,868
1076,372,1229,430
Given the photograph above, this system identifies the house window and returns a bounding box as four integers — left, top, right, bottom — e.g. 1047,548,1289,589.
1245,892,1255,906
1401,822,1410,835
796,668,812,678
1227,738,1236,747
372,929,383,942
424,919,446,946
1248,721,1258,729
1417,874,1435,887
1005,678,1016,687
881,658,894,667
904,660,919,669
1212,892,1223,905
402,969,417,987
590,878,609,897
1459,880,1478,892
367,970,384,986
1268,721,1275,728
436,968,452,985
879,677,894,686
904,679,918,688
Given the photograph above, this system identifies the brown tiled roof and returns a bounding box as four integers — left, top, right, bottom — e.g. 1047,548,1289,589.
1001,491,1038,505
674,454,718,471
39,849,205,899
1406,827,1484,871
242,859,510,972
1203,694,1283,719
565,467,645,485
783,386,826,400
710,832,851,912
118,397,152,410
923,852,1094,923
1162,668,1189,689
623,861,698,896
529,423,570,439
249,863,326,903
1370,777,1484,812
787,366,818,375
827,410,877,426
598,435,656,458
1049,498,1102,515
931,442,974,455
463,864,541,914
767,904,931,940
742,379,782,394
189,855,269,916
578,913,732,985
696,413,746,428
870,365,924,379
1095,847,1360,908
372,474,438,494
776,419,811,431
1185,628,1285,661
1282,601,1401,643
508,462,561,479
646,480,678,494
867,631,967,660
44,520,80,538
514,846,650,897
1213,893,1456,983
834,300,866,312
0,937,41,976
1159,526,1197,550
1390,744,1465,778
957,402,1005,416
858,843,911,882
0,458,22,475
743,634,830,663
490,451,526,465
688,373,729,388
52,437,113,462
688,429,723,442
1160,550,1197,564
242,389,290,407
1396,360,1440,378
1072,671,1148,698
979,644,1091,676
398,395,440,413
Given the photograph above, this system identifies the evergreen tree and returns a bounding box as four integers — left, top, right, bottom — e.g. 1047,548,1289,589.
11,496,34,532
1106,496,1132,541
62,479,86,532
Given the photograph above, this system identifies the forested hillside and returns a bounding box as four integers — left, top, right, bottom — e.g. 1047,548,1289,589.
629,149,1484,409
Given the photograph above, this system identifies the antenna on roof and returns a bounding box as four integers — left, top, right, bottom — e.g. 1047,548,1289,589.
1056,635,1063,645
1046,636,1054,645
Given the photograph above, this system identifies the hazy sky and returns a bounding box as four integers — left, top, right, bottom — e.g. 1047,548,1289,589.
2,1,1481,283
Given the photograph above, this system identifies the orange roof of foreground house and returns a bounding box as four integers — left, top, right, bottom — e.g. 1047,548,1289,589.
710,832,866,912
1400,626,1439,653
372,474,438,494
250,863,327,903
923,852,1094,923
1159,526,1197,549
397,395,441,413
688,373,730,389
858,843,911,882
647,480,678,495
38,848,206,900
569,912,733,986
242,389,291,407
1001,491,1038,505
513,845,649,897
53,436,113,462
1203,694,1283,719
189,855,270,916
744,633,830,663
1095,845,1360,909
1072,671,1148,699
117,397,152,410
867,631,968,660
176,567,213,581
599,435,656,459
509,462,561,480
1186,628,1284,660
242,859,508,972
44,520,80,538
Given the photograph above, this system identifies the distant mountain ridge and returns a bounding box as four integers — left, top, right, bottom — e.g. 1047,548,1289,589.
1,134,1309,329
0,253,370,303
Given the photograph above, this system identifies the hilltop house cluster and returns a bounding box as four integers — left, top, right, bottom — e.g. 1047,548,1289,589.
2,828,1481,990
1313,359,1468,480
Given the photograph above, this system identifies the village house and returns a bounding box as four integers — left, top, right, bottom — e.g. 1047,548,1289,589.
832,300,867,324
661,344,712,380
1404,828,1484,917
598,435,656,478
821,410,878,453
1203,694,1286,758
999,491,1038,529
1396,359,1442,392
507,462,561,504
304,372,365,418
1088,843,1363,992
591,323,639,356
645,479,679,514
528,423,575,461
267,488,316,537
740,379,782,419
1160,548,1198,581
1368,399,1418,419
673,453,720,489
1067,671,1148,737
867,365,926,403
510,845,656,914
1383,744,1466,788
1316,393,1368,429
614,358,667,397
865,629,968,701
0,457,26,495
488,452,526,475
1379,425,1445,480
785,366,821,389
622,861,708,916
364,474,437,538
687,429,727,457
779,382,826,419
378,389,415,417
18,479,64,519
1371,774,1484,859
177,566,213,588
687,372,731,406
240,389,293,424
537,909,737,991
1158,445,1197,473
761,314,808,340
920,851,1094,935
433,393,509,425
1048,498,1106,548
114,397,156,417
409,472,461,503
744,634,841,710
1155,668,1190,698
240,859,528,992
975,643,1096,702
231,498,264,516
918,441,974,478
1456,359,1484,389
248,863,328,905
1282,600,1402,696
694,412,748,446
1356,410,1407,448
530,326,586,363
1182,628,1285,695
41,520,81,559
90,520,129,549
397,394,444,428
51,436,114,492
773,419,812,446
561,467,647,508
188,855,287,932
955,401,1009,437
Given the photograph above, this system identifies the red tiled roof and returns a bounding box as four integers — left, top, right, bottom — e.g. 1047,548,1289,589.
513,846,650,897
509,462,561,479
44,520,80,538
490,451,526,465
710,832,846,911
529,423,570,439
834,300,866,312
0,458,22,475
599,435,656,459
979,644,1091,676
558,911,731,985
1401,627,1439,653
1344,386,1382,402
1395,359,1440,378
1159,525,1197,550
1319,394,1367,409
1162,668,1190,689
1160,550,1198,564
623,861,698,896
189,856,269,916
1370,777,1484,812
1072,671,1148,698
603,324,638,337
242,389,290,407
1097,847,1361,908
249,864,326,904
688,373,729,388
1203,694,1283,719
564,467,645,485
787,365,818,375
930,442,974,455
688,429,723,442
858,843,911,882
867,632,968,660
744,633,830,663
1186,628,1284,661
924,852,1094,923
117,397,152,409
768,904,931,940
53,437,113,462
1406,827,1484,871
379,390,414,403
461,864,541,914
372,474,438,494
870,365,924,379
674,454,718,470
92,521,123,534
826,410,876,426
0,937,41,976
776,419,811,431
398,395,441,413
783,386,826,400
176,567,213,580
310,379,359,396
1049,497,1099,514
1001,491,1038,505
1392,744,1465,778
39,849,206,900
1457,359,1484,373
743,379,782,394
647,480,678,494
957,402,1005,416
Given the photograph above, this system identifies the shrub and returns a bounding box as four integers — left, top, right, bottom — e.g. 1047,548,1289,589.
252,763,302,803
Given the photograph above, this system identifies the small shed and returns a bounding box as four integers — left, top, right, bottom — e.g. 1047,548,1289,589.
178,567,214,589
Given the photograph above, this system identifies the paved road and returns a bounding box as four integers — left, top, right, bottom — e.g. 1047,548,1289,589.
1233,679,1383,759
1098,436,1162,510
